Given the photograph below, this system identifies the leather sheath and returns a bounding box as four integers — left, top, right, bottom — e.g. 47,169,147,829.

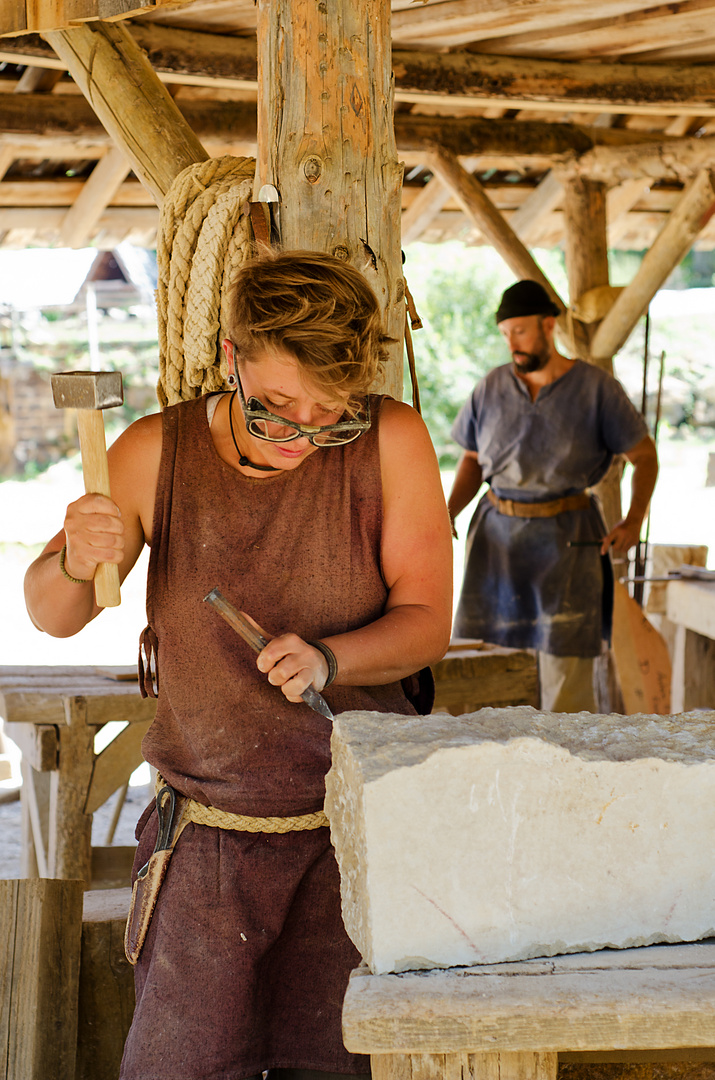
124,786,187,965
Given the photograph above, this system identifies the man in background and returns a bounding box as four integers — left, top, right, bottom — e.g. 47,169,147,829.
448,279,658,712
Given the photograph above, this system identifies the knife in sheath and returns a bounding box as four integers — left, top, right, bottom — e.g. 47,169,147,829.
204,587,334,721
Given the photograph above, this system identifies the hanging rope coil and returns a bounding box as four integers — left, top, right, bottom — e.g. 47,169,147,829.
156,156,256,406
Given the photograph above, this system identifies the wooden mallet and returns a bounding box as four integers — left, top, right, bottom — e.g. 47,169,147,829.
50,369,123,608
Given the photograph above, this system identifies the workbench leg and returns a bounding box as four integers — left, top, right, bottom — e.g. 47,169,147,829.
371,1053,558,1080
48,700,95,882
20,760,51,878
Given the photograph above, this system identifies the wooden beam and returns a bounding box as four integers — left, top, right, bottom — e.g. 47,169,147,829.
591,169,715,362
565,134,715,185
401,176,453,246
43,20,208,204
426,146,565,311
0,91,677,163
0,0,194,38
509,171,562,245
59,144,130,246
14,65,63,92
8,27,715,118
255,0,404,398
0,177,153,206
392,49,715,118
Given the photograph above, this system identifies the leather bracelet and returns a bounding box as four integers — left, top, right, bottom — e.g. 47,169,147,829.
59,544,90,585
308,640,338,689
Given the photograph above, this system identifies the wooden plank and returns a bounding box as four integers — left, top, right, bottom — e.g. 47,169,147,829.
76,888,134,1080
611,580,672,715
0,178,153,207
591,169,715,362
342,943,715,1054
670,624,715,712
59,144,131,247
84,718,151,815
607,178,653,245
4,721,58,770
44,20,208,204
1,878,83,1080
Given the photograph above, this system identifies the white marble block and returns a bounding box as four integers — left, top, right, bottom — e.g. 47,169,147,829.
325,707,715,974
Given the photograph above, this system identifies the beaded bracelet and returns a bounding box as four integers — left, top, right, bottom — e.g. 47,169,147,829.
308,640,338,688
59,544,90,585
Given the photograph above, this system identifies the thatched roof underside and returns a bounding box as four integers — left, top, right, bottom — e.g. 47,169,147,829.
2,0,715,251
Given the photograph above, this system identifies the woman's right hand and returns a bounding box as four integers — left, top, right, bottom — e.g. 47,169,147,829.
62,492,124,581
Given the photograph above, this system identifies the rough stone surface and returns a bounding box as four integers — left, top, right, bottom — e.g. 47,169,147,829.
325,707,715,975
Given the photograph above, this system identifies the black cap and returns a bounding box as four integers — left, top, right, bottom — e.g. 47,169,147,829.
495,280,562,324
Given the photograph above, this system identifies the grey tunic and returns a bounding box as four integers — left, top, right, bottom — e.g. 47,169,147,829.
451,360,649,657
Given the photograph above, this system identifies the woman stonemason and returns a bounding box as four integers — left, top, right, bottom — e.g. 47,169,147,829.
24,250,453,1080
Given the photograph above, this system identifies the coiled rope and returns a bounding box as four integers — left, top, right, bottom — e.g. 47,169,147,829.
155,156,256,406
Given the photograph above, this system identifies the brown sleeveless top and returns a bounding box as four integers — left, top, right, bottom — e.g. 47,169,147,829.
139,392,416,816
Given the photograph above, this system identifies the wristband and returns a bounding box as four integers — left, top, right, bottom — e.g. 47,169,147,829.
308,640,338,688
59,544,90,585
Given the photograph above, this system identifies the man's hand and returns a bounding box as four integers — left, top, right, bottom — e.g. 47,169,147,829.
257,634,330,701
601,517,641,555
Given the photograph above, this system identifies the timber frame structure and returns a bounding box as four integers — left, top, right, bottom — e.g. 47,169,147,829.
2,0,715,379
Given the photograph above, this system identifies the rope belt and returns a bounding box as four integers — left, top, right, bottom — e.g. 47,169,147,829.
487,489,591,518
156,776,329,833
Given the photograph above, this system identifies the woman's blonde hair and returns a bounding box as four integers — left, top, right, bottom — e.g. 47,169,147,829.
226,250,392,400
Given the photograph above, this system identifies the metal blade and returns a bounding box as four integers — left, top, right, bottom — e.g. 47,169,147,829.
301,685,334,721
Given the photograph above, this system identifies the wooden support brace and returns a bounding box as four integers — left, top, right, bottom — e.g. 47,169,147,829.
426,147,564,312
402,176,453,246
84,717,151,815
43,20,209,204
591,169,715,363
59,144,131,248
509,171,563,245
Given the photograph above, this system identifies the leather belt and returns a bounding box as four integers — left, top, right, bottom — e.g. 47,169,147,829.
487,489,591,518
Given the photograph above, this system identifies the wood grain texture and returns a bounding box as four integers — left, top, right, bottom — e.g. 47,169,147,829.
255,0,404,397
342,944,715,1055
0,878,83,1080
43,20,208,204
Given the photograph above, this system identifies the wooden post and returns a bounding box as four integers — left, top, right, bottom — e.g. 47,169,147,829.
254,0,405,397
562,176,609,364
43,20,208,204
48,698,95,882
0,878,84,1080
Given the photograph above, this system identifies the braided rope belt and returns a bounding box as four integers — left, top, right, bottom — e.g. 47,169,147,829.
156,776,328,833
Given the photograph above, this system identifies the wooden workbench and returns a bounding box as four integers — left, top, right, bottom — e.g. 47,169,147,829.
666,579,715,711
342,941,715,1080
0,665,156,886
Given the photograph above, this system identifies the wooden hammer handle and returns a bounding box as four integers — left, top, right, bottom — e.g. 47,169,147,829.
76,410,121,608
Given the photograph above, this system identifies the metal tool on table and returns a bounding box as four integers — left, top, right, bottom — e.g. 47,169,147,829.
204,587,334,721
50,369,123,608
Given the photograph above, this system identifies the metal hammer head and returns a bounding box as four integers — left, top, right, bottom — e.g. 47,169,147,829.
51,370,123,410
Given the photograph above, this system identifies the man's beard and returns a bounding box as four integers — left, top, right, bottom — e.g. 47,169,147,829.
511,331,550,373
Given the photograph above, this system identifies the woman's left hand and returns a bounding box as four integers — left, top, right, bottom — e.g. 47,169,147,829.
256,634,330,701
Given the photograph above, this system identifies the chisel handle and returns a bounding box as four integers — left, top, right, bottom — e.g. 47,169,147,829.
203,589,270,652
76,410,121,608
